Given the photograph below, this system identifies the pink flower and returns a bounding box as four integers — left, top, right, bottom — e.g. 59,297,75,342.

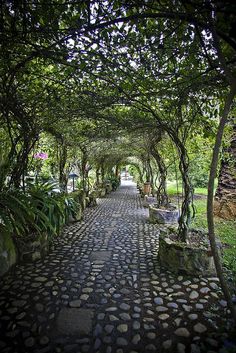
34,152,48,160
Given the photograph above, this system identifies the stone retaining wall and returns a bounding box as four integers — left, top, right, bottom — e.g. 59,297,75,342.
14,233,49,263
0,232,51,277
0,232,17,277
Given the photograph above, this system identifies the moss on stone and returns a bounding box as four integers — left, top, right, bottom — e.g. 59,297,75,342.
0,232,17,277
158,230,216,276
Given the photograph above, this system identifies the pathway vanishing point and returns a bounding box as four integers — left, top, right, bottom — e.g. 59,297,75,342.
0,181,232,353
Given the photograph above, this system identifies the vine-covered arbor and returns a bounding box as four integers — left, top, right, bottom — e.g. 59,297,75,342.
0,0,236,337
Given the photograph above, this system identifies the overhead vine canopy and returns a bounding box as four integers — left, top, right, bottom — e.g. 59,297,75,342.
0,0,235,184
0,0,235,226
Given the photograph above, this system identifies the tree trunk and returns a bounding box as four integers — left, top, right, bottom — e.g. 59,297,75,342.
137,164,144,184
0,135,21,191
178,148,192,242
207,84,236,323
151,146,169,207
80,149,88,193
145,157,151,183
115,164,119,178
96,166,100,185
10,136,37,189
101,162,105,183
203,16,236,322
170,134,194,243
214,123,236,220
148,157,154,194
58,143,68,192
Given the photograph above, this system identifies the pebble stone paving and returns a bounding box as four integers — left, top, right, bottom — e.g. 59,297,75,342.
0,181,233,353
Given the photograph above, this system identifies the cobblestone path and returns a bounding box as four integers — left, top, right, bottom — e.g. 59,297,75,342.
0,181,232,353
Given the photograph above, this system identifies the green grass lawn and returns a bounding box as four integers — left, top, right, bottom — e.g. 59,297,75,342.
167,182,236,284
167,180,208,195
192,197,236,284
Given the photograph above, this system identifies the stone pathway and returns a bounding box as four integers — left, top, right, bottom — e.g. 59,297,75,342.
0,181,233,353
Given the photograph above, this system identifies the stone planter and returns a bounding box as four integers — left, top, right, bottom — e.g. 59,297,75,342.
104,182,113,194
68,207,83,223
143,195,157,208
158,229,216,276
98,187,106,198
85,196,90,207
88,191,97,207
149,204,179,224
76,207,83,220
14,232,49,262
71,190,87,211
78,191,87,211
143,182,151,195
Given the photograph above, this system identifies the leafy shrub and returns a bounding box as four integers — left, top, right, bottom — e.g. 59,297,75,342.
0,189,36,236
27,181,81,236
107,177,120,190
191,173,209,188
64,195,81,223
0,181,81,241
27,183,65,237
189,156,209,188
